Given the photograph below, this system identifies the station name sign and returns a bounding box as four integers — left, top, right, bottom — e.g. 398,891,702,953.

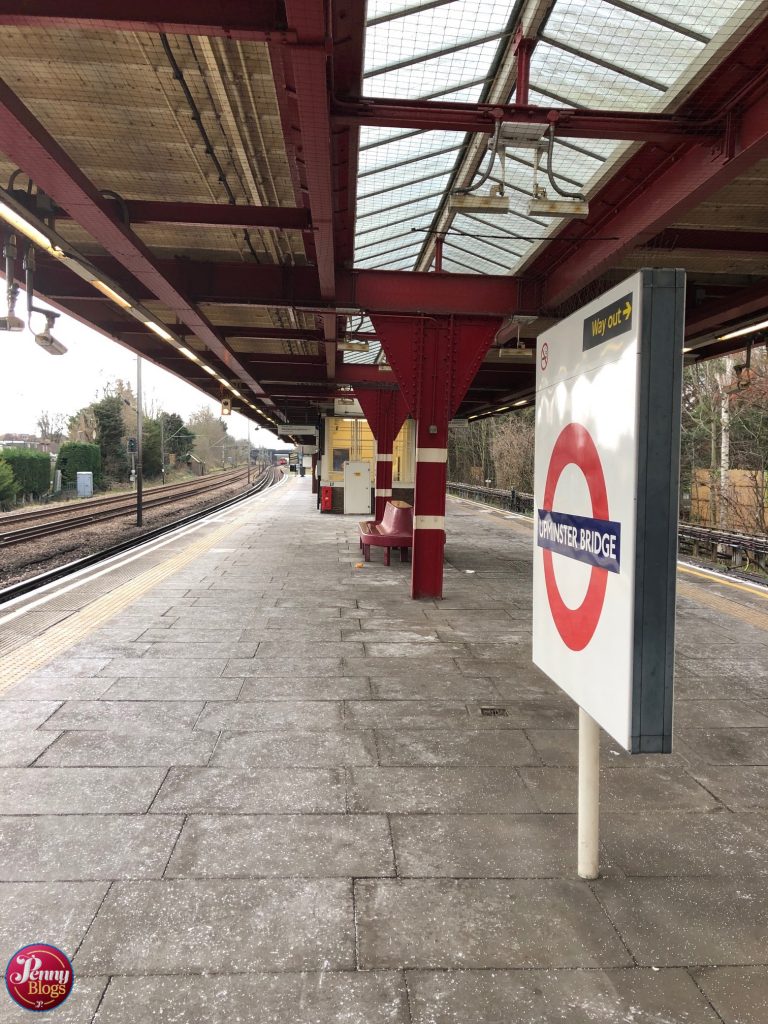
537,509,621,574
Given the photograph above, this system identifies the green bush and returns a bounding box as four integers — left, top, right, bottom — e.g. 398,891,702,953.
0,458,18,506
0,447,51,497
56,442,102,488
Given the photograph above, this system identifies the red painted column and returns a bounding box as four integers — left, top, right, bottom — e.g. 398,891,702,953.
355,389,408,522
371,315,500,599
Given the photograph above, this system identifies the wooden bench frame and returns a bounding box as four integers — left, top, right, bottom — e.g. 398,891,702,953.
358,500,413,566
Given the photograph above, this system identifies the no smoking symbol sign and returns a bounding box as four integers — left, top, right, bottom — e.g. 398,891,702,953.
540,342,549,371
541,423,611,652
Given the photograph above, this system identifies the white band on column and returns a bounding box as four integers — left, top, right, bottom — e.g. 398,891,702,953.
416,447,448,463
375,488,393,497
375,454,393,462
414,515,446,529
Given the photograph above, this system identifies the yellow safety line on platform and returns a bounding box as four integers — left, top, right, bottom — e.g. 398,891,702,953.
678,564,768,600
676,579,767,632
0,480,291,695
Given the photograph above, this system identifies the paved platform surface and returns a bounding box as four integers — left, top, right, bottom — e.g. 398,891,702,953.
1,476,767,1023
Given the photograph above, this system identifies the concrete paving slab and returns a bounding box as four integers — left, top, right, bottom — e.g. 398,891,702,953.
673,700,768,729
211,729,377,767
94,971,408,1024
348,767,537,813
0,882,108,961
687,766,768,810
523,729,687,767
692,966,768,1024
0,767,166,814
142,642,259,659
375,728,538,766
356,879,632,968
519,766,719,813
0,730,59,766
1,976,107,1024
597,877,768,965
166,814,394,878
98,658,227,677
37,730,218,766
392,814,576,877
196,700,344,731
601,811,768,876
101,676,241,700
466,698,577,729
407,967,721,1024
223,657,345,677
2,677,117,701
0,701,61,729
370,677,501,701
0,815,182,880
75,879,354,974
344,701,470,729
151,766,346,813
40,700,204,732
679,728,768,764
238,676,370,700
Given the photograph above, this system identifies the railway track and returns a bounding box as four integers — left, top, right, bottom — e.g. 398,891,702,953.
0,467,257,547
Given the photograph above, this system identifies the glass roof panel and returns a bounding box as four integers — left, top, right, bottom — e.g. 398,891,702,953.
354,0,757,273
365,39,504,100
358,131,461,179
365,1,510,95
542,1,705,95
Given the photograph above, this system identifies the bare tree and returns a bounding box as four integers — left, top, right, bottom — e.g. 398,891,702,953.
36,411,67,444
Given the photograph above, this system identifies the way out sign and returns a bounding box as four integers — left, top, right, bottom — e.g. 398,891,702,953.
533,269,684,753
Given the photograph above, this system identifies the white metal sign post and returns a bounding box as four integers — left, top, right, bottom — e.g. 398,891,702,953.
533,269,684,878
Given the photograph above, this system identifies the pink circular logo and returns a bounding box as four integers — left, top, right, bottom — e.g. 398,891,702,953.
5,944,74,1012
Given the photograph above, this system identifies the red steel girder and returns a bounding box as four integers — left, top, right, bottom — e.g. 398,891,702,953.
54,200,312,232
331,98,718,145
0,1,294,40
530,14,768,309
0,76,276,406
34,257,531,317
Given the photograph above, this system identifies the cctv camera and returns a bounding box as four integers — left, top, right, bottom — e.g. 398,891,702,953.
0,314,24,331
34,331,67,355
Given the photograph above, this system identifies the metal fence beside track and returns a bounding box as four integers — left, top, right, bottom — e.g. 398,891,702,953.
447,481,768,575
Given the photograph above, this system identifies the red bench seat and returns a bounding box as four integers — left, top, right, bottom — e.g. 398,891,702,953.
358,500,413,566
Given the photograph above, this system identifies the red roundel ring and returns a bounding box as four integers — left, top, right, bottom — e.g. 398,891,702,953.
542,422,609,652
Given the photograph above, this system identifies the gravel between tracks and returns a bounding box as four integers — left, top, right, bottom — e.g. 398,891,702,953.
0,476,254,588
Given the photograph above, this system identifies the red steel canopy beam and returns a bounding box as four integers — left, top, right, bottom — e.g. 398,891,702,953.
0,76,276,407
685,280,768,340
0,1,295,40
34,257,530,317
54,200,312,232
332,98,719,145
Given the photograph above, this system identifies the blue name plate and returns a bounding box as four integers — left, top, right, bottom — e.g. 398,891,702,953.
537,509,621,573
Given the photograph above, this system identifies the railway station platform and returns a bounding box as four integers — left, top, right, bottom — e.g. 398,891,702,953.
1,475,767,1023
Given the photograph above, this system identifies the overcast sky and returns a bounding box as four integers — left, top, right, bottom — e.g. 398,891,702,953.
1,292,289,448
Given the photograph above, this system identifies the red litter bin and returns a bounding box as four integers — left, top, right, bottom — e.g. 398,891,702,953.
321,486,333,512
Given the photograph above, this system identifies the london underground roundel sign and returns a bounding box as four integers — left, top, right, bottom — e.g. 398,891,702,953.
532,269,684,754
540,422,617,652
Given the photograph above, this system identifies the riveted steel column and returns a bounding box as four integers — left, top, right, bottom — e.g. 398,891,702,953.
411,317,451,599
371,314,500,599
355,389,408,522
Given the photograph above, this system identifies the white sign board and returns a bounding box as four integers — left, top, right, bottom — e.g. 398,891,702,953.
532,269,684,753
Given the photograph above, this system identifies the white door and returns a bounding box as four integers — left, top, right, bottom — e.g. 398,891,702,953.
343,461,371,514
